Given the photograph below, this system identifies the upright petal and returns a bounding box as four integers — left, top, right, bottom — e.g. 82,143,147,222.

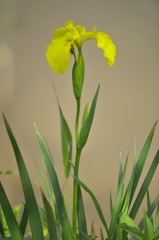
65,20,74,29
54,27,67,39
46,38,72,74
83,27,97,41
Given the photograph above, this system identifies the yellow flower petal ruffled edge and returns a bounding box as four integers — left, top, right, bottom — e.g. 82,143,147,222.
46,20,116,74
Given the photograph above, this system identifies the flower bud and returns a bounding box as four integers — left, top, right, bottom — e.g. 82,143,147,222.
72,52,84,99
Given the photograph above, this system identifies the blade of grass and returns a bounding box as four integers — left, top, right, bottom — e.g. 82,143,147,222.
19,204,28,237
152,235,159,240
0,170,18,175
138,194,159,230
130,149,159,219
73,175,109,236
109,155,124,239
77,84,100,149
130,121,158,202
2,113,44,240
146,190,154,224
77,186,88,240
0,233,5,240
121,157,136,215
0,211,4,238
0,182,23,240
35,125,74,240
143,211,154,239
146,190,151,210
58,100,72,178
123,155,129,175
41,189,58,240
154,204,159,235
109,189,113,218
37,168,55,205
100,228,104,240
79,231,92,240
119,223,144,240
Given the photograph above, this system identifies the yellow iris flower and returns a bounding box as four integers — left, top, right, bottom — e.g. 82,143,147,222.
46,20,116,74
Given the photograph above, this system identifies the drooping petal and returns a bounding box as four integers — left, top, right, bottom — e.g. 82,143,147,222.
46,38,72,74
96,32,116,66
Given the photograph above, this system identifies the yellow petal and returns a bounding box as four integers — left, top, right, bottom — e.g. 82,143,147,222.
96,32,116,66
54,27,67,39
65,20,74,29
76,25,86,36
53,20,74,39
46,38,72,74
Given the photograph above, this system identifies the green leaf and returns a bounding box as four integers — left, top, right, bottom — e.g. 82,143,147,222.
90,220,97,239
73,175,109,236
154,204,159,235
0,233,5,240
81,101,90,125
146,190,151,210
109,156,124,239
119,223,144,240
35,125,74,240
130,149,159,219
37,168,55,205
123,155,129,175
146,190,153,224
143,211,154,240
19,205,28,237
109,190,113,218
58,101,72,178
41,190,58,240
77,186,88,240
120,214,140,230
0,170,18,175
138,194,159,231
0,210,4,237
152,235,159,240
2,113,44,240
0,183,23,240
100,228,104,240
77,84,100,149
121,156,136,215
79,231,92,240
130,121,158,204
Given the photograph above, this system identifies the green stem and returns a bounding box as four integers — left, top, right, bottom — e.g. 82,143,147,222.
72,97,82,237
72,147,82,237
75,98,80,142
65,178,69,211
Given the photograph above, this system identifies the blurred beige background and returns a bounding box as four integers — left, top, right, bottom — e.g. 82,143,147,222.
0,0,159,235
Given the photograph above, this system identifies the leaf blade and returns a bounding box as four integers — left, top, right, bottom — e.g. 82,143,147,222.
2,113,44,240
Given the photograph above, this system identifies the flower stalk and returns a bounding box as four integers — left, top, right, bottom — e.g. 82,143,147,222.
72,147,82,237
45,20,117,238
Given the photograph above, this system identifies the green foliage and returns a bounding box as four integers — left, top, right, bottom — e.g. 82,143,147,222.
35,125,74,240
2,113,44,240
0,105,159,240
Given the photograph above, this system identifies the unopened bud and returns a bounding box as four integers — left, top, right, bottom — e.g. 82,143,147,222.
72,52,84,99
